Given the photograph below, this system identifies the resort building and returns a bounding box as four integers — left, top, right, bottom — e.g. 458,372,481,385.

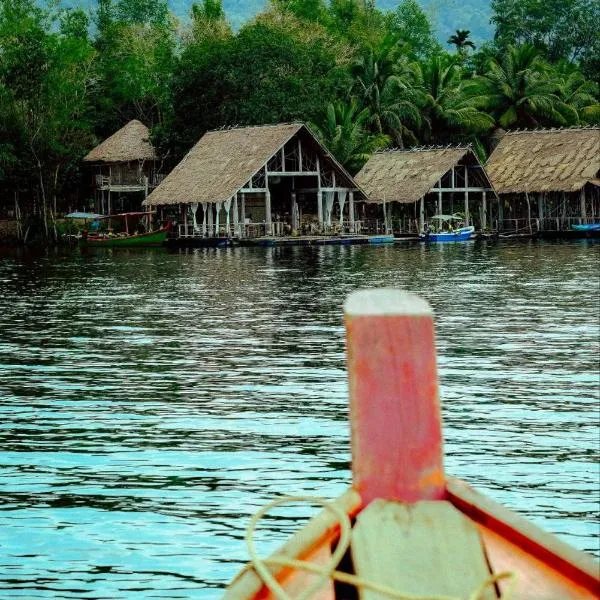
486,127,600,234
83,119,163,214
142,123,366,240
355,147,498,234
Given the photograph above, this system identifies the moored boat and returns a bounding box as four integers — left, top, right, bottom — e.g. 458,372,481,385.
79,212,169,247
83,227,169,247
420,214,475,242
226,289,599,599
571,223,600,232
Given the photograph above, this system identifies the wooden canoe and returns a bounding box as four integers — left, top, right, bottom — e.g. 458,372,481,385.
82,227,168,247
226,289,599,600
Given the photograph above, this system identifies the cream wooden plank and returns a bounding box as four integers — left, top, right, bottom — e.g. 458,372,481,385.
351,500,497,600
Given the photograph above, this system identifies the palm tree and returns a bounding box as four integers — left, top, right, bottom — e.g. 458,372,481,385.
447,29,475,54
466,44,579,128
554,61,600,125
351,35,425,147
419,55,494,142
309,99,390,174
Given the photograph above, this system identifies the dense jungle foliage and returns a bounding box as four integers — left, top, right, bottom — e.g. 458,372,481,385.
0,0,598,233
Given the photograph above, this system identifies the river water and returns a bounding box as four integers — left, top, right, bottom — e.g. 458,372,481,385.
0,240,598,598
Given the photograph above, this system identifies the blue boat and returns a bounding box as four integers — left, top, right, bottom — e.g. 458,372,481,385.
572,223,600,232
369,234,395,244
420,215,475,242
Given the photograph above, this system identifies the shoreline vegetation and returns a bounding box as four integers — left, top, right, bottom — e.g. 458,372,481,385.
0,0,599,246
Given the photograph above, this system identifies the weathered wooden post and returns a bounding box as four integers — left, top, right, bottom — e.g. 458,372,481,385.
344,289,445,505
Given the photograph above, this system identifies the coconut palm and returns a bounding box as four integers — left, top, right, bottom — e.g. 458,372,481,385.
309,99,390,174
466,44,579,128
447,29,475,54
351,35,425,147
554,61,600,125
419,55,494,141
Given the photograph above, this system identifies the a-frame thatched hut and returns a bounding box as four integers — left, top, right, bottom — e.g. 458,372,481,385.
83,120,161,214
486,127,600,233
142,123,366,239
355,146,497,234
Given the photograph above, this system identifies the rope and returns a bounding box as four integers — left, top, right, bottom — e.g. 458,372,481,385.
246,495,518,600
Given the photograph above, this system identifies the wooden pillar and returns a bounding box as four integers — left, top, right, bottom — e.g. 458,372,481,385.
344,289,444,505
580,188,587,223
482,191,487,230
108,165,112,215
498,196,504,231
265,190,272,236
233,193,239,237
437,181,442,217
419,196,425,233
464,166,469,226
316,157,323,230
240,193,246,238
349,191,355,233
537,194,544,231
561,192,567,229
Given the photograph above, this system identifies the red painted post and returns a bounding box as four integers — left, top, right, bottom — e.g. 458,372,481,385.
344,289,446,506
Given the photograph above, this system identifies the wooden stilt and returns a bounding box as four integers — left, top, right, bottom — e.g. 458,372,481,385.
241,193,246,238
464,166,469,226
482,191,487,231
419,196,425,233
344,289,445,505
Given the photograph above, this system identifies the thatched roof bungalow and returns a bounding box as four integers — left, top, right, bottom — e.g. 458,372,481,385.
356,147,497,234
486,128,600,232
143,123,366,238
84,120,161,214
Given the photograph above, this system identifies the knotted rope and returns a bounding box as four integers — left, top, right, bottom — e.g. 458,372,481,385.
246,495,517,600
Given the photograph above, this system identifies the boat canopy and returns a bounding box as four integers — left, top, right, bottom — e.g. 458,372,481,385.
96,211,155,220
430,214,464,221
65,212,103,219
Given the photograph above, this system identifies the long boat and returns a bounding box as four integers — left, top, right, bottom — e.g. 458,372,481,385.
226,289,599,600
83,227,169,247
571,224,600,232
80,212,169,247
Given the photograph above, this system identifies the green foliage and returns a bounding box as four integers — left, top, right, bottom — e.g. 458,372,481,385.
386,0,440,60
309,99,390,174
168,10,350,152
491,0,600,83
467,44,579,128
420,55,494,141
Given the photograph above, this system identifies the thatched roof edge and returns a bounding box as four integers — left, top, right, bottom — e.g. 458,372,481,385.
83,119,157,163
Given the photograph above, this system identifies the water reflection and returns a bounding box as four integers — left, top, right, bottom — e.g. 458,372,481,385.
0,240,598,597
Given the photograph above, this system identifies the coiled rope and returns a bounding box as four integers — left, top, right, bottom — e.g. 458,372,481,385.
246,495,517,600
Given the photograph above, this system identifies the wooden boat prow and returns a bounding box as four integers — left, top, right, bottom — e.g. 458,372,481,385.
226,289,599,600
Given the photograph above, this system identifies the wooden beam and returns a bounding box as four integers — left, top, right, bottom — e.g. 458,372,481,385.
352,500,495,600
265,171,319,177
344,289,445,505
430,187,490,193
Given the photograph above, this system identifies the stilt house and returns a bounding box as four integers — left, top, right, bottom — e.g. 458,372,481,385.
142,123,366,239
486,127,600,233
83,120,162,214
355,147,497,234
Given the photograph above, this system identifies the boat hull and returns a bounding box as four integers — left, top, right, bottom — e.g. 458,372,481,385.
571,224,600,232
226,483,599,600
420,226,475,242
82,228,168,247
